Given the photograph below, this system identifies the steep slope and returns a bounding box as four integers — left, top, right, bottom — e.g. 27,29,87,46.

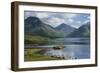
25,16,63,38
67,22,90,37
55,23,76,36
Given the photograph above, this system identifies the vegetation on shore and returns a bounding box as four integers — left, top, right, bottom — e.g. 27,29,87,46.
25,34,51,45
24,48,62,61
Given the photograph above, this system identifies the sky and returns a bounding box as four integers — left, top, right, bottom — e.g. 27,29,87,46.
24,11,90,28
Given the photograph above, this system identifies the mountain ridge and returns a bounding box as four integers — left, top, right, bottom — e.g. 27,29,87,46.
55,23,76,36
25,16,64,38
67,22,90,37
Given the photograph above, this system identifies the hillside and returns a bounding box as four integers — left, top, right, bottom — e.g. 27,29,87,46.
25,17,64,38
67,22,90,37
55,23,76,36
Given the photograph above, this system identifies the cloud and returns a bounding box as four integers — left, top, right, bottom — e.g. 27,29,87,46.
24,11,36,19
87,16,90,20
36,13,49,18
51,13,78,19
64,14,77,18
83,19,90,24
33,12,78,27
77,21,81,24
68,19,74,23
25,11,78,19
41,17,65,27
24,11,90,28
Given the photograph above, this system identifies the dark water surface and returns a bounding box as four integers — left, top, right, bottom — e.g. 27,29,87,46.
25,38,90,60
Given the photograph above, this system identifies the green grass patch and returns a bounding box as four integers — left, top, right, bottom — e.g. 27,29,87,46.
24,48,61,61
25,35,51,45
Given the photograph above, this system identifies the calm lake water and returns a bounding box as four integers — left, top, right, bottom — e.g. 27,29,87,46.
25,38,90,60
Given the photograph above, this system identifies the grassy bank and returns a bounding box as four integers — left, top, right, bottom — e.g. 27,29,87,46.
24,48,61,61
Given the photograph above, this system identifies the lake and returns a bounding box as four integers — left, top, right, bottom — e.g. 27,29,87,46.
25,38,90,60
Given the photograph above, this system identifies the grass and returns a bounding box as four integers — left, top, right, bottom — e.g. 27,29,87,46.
24,48,61,61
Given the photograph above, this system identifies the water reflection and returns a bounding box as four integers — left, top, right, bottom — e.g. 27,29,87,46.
25,38,90,60
44,38,90,60
44,44,90,60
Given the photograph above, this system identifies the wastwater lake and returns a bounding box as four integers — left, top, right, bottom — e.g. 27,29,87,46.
25,38,90,60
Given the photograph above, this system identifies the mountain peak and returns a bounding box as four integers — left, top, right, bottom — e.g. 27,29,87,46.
55,23,76,36
24,16,64,38
56,23,75,30
25,16,42,25
68,22,90,37
58,23,68,27
26,16,40,20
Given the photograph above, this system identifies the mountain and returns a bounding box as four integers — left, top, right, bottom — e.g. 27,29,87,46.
67,22,90,37
55,23,76,36
25,16,63,38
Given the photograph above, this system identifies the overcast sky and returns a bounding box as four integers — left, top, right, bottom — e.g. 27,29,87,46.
24,11,90,28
